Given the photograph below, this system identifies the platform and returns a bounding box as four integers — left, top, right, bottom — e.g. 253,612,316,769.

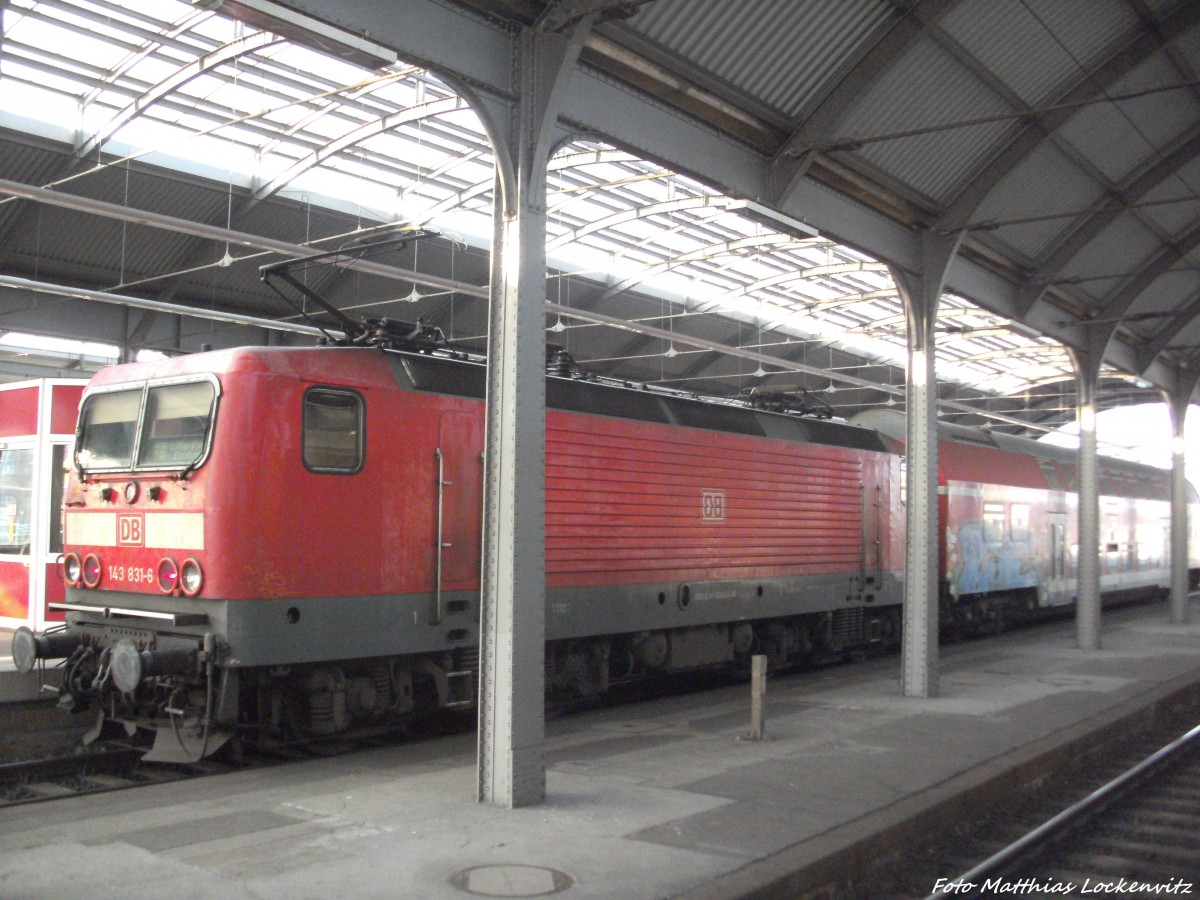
2,601,1199,900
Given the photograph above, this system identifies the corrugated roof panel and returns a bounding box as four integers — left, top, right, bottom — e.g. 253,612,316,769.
940,2,1080,108
1059,51,1200,183
0,138,70,206
1056,216,1162,285
628,0,895,119
1129,271,1196,317
1142,0,1191,14
836,39,1014,206
1017,0,1140,76
970,141,1107,259
1140,158,1200,237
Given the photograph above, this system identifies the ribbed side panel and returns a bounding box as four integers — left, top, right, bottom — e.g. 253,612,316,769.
546,417,863,586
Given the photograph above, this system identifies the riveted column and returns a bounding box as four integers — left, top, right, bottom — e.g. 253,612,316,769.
891,231,962,699
478,14,592,809
1166,386,1195,624
1069,347,1103,650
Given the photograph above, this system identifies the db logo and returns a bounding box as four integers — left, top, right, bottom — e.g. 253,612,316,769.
701,490,726,522
117,514,144,547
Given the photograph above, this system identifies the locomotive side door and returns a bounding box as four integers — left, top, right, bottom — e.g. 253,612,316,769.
434,410,483,622
859,480,883,596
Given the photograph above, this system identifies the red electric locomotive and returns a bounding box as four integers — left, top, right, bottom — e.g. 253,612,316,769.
14,315,1194,762
14,328,904,761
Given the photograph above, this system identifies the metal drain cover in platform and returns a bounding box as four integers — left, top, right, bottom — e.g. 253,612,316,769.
450,864,573,897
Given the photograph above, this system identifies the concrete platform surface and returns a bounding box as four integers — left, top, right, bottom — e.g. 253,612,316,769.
2,601,1199,900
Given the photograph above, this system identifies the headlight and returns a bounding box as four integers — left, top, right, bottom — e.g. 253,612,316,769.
63,553,82,586
82,554,102,588
157,557,179,593
180,558,203,597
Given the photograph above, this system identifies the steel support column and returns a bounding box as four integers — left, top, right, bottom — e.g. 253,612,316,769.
1069,347,1103,650
477,15,591,809
1166,386,1197,624
891,231,962,699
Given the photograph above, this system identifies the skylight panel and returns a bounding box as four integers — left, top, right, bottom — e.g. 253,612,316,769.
186,72,278,118
2,57,92,99
0,76,81,124
123,0,192,23
14,13,130,70
116,52,183,86
115,116,257,172
273,43,371,88
258,102,313,129
187,5,240,43
135,102,228,140
373,132,456,171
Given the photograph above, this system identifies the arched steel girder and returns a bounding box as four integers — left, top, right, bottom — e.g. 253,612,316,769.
935,346,1074,370
863,298,1056,334
252,66,421,162
75,31,285,161
596,288,900,357
770,0,963,201
147,87,479,310
1142,289,1200,374
932,4,1200,366
689,261,890,315
552,147,638,169
1015,220,1200,378
546,194,736,252
249,95,467,203
410,148,633,228
75,6,213,109
419,145,489,187
934,3,1200,235
0,15,277,266
1135,286,1200,374
1015,127,1200,317
805,288,898,309
1087,221,1200,349
581,233,802,307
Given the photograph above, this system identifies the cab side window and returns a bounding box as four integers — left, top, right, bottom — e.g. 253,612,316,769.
303,388,364,473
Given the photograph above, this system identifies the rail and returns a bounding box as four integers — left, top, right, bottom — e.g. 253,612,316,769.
924,719,1200,898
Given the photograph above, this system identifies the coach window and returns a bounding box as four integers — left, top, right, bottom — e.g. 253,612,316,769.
1010,503,1030,543
303,388,364,473
982,502,1006,542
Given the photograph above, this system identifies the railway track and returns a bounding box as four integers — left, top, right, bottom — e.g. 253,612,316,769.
895,720,1200,899
0,744,207,807
0,606,1186,825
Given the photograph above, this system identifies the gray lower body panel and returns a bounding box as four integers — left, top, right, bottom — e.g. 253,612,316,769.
64,570,903,669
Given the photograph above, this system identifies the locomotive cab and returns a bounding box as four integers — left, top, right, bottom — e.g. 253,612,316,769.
16,347,478,762
18,372,228,760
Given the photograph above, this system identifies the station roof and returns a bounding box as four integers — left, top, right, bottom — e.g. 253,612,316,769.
0,0,1196,439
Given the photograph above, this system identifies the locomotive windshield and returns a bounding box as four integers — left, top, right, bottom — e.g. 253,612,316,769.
76,379,218,474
